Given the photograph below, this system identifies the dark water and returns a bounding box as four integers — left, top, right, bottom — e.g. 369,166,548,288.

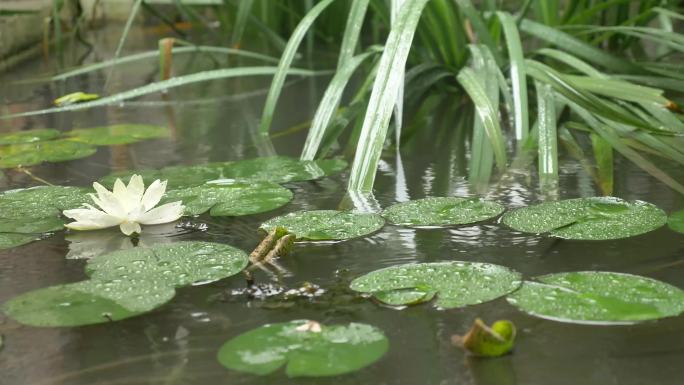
1,26,684,385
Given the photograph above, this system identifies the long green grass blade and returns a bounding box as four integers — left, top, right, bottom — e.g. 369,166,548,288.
338,0,370,69
231,0,254,47
590,133,614,195
391,0,407,146
455,0,501,64
3,67,326,119
348,0,430,193
258,0,335,135
535,80,558,188
535,48,605,78
498,11,529,142
564,75,669,105
104,0,143,89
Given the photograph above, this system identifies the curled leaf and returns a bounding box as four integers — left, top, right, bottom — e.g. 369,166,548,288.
452,318,516,357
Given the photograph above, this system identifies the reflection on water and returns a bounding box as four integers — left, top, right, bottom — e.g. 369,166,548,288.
1,26,684,385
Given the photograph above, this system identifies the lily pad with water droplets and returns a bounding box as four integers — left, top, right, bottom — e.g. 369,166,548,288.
0,129,62,145
66,124,170,146
217,320,388,377
0,140,97,168
220,156,347,184
501,197,666,240
99,163,228,190
350,262,522,309
382,197,505,227
507,271,684,325
260,210,385,241
86,241,249,287
161,181,293,217
668,210,684,234
2,278,176,327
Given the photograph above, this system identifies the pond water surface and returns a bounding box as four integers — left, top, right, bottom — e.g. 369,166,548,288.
1,26,684,385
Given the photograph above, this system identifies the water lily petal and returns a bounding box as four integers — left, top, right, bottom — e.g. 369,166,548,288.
65,220,112,231
141,179,167,211
63,207,122,228
138,201,184,225
92,182,125,215
127,175,145,203
119,221,142,236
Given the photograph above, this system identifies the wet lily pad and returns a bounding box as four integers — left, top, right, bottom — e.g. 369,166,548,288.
260,210,385,241
86,241,249,287
217,320,388,377
350,262,521,309
668,210,684,234
220,156,347,184
66,124,170,145
0,129,61,145
161,181,293,217
99,163,228,189
0,233,42,249
2,278,175,327
0,140,97,168
507,271,684,325
382,197,505,227
501,197,666,240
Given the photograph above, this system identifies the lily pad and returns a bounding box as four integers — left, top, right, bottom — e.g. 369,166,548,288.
0,140,97,168
99,163,228,189
220,156,347,184
507,271,684,325
217,320,388,377
501,197,667,240
0,233,42,249
260,210,385,241
161,181,293,217
350,262,522,309
86,241,249,287
66,124,170,145
2,278,175,327
382,197,505,227
668,209,684,234
0,129,61,145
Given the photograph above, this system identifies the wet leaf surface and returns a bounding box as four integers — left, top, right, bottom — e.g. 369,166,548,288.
668,209,684,234
0,140,97,168
507,271,684,324
0,129,62,145
99,163,227,189
66,124,170,145
350,262,522,309
502,197,666,240
217,320,388,377
382,197,505,226
260,210,385,241
453,318,516,357
220,156,347,183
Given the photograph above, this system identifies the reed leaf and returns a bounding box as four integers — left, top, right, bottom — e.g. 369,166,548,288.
535,80,558,189
104,0,143,89
338,0,371,69
498,11,529,142
231,0,254,47
591,133,614,195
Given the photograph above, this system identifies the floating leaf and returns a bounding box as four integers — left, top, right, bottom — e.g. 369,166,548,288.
668,209,684,234
501,197,666,240
452,318,516,357
217,320,388,377
260,210,385,241
0,233,42,249
220,156,347,184
0,140,96,168
66,124,170,145
382,197,505,227
507,271,684,325
2,278,175,327
100,163,227,189
86,241,249,287
350,262,522,309
161,181,293,216
0,129,61,145
54,92,99,106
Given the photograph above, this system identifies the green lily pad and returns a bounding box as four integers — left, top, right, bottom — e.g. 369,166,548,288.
0,129,61,145
0,233,42,249
99,163,228,189
86,241,249,287
161,181,293,217
382,197,505,227
350,262,522,309
507,271,684,325
66,124,170,145
2,278,175,327
260,210,385,241
0,140,97,168
501,197,667,240
217,320,388,377
668,209,684,234
221,156,347,184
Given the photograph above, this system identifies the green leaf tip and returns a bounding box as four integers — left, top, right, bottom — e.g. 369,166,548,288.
452,318,516,357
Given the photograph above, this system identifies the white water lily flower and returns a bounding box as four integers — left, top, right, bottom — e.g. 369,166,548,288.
64,175,185,236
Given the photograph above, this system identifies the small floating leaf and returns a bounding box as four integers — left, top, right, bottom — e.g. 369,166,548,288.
100,163,227,189
220,156,347,184
86,241,249,287
54,92,99,106
350,262,522,309
0,140,97,168
66,124,170,145
507,271,684,324
668,209,684,234
162,181,293,217
382,197,505,227
452,318,516,357
0,129,61,145
260,210,385,241
2,278,175,327
501,197,666,240
217,320,388,377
